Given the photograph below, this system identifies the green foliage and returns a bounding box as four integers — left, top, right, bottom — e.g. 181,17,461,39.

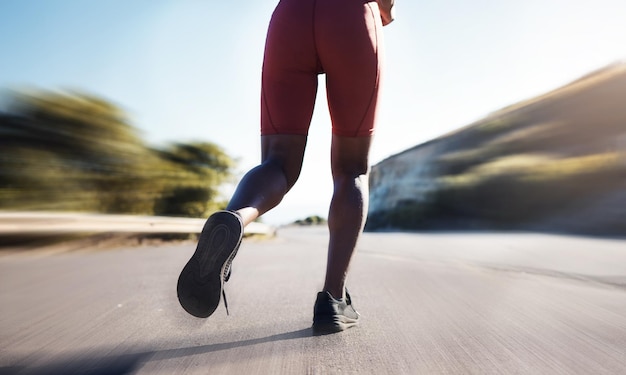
475,117,515,134
435,151,625,222
151,142,236,217
294,215,327,226
0,90,236,217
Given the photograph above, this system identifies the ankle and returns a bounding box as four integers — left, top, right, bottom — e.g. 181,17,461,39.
230,207,257,226
324,288,345,301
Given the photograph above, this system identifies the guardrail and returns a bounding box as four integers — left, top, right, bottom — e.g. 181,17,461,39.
0,211,274,236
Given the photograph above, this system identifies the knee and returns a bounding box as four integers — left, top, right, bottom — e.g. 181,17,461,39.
262,158,301,190
332,171,369,193
332,163,370,181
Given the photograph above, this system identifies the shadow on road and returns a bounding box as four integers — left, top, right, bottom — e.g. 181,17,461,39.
149,327,313,360
2,328,313,375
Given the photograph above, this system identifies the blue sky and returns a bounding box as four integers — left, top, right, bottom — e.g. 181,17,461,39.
2,0,625,224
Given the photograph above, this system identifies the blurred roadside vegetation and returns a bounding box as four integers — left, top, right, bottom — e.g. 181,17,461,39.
0,89,236,218
293,215,327,226
367,63,626,235
432,119,625,232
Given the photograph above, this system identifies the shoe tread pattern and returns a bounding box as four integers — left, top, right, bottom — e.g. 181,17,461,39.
177,211,243,318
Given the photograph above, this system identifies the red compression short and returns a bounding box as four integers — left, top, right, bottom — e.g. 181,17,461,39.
261,0,385,137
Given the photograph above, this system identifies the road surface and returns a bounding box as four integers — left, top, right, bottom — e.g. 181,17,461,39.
1,227,625,374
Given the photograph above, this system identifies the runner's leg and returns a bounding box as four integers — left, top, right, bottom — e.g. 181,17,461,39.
227,134,307,226
227,0,320,226
324,135,372,299
316,0,385,299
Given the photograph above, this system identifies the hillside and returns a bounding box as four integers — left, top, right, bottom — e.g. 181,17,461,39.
367,63,626,235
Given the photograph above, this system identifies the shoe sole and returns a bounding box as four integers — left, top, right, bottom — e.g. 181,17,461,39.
312,315,359,334
177,211,243,318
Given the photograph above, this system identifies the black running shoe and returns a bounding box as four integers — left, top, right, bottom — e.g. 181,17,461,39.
177,210,243,318
312,290,360,334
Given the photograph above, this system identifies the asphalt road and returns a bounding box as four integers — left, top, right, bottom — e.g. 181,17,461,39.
1,227,625,374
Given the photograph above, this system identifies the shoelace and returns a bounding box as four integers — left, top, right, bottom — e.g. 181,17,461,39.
221,262,233,315
222,289,229,315
220,212,242,316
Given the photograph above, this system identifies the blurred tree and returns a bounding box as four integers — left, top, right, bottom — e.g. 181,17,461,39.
153,142,236,217
0,90,236,217
294,215,327,225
